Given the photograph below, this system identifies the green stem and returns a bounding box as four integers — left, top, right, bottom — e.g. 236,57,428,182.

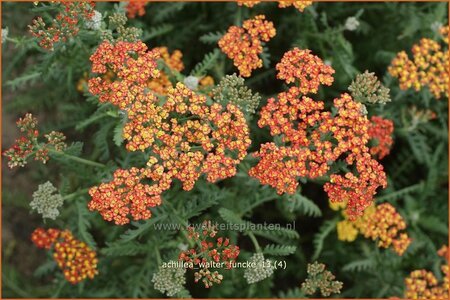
62,188,90,201
155,246,162,265
48,149,106,168
247,232,261,253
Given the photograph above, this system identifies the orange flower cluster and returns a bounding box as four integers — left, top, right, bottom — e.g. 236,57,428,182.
388,27,449,99
126,0,148,18
218,15,276,77
250,48,387,218
29,1,95,50
147,47,184,95
88,41,251,224
88,40,161,110
237,1,260,8
278,1,313,12
368,116,394,159
276,48,335,94
31,228,98,284
179,221,240,288
88,167,171,225
405,245,449,299
360,203,411,255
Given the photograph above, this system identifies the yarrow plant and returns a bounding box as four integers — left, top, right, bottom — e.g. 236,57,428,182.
301,261,343,297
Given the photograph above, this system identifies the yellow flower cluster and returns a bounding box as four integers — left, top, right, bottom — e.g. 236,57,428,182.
147,47,184,95
388,26,449,99
333,201,411,255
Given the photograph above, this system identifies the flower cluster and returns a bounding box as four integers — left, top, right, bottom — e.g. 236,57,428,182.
85,10,102,31
179,221,240,288
88,40,161,110
126,0,148,19
367,116,394,159
278,1,313,12
301,261,343,297
404,245,449,299
31,228,98,284
88,167,170,225
250,57,387,217
334,201,411,255
152,263,186,297
276,48,335,93
30,181,64,220
88,41,251,224
103,12,143,42
3,113,67,168
212,73,262,114
243,253,275,284
147,47,184,95
29,1,95,50
348,70,391,105
218,15,276,77
363,203,411,255
237,1,260,8
388,27,449,99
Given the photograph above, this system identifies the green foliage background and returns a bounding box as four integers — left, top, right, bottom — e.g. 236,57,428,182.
1,1,448,298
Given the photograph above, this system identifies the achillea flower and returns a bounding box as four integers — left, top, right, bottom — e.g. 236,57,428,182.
244,253,275,284
212,73,261,114
276,48,335,94
105,12,143,42
301,261,343,297
1,27,8,43
28,1,95,50
361,203,411,255
3,113,67,168
368,116,394,159
152,263,186,297
179,221,240,288
148,47,184,95
86,10,102,31
31,228,61,249
405,247,448,300
278,1,313,12
388,32,449,99
31,228,98,284
440,25,449,44
30,181,64,220
88,40,161,110
344,17,360,31
88,167,171,225
218,15,276,77
348,70,391,105
126,0,148,19
336,220,359,242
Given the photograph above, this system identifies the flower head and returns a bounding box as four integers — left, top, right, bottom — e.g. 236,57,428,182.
86,10,102,30
348,70,391,104
276,48,335,93
278,1,313,12
30,181,64,220
367,116,394,159
344,17,360,31
31,228,98,284
126,0,148,19
219,15,276,77
301,261,343,297
152,263,186,297
243,253,275,284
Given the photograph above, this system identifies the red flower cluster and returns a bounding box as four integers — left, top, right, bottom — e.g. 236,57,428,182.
3,113,67,168
126,0,148,18
276,48,335,94
368,116,394,159
88,167,171,225
29,1,95,50
88,41,251,224
218,15,276,77
88,40,161,110
31,228,98,284
179,221,240,288
250,48,387,218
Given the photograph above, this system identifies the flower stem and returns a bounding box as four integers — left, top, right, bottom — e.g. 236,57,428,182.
247,232,261,252
48,149,106,168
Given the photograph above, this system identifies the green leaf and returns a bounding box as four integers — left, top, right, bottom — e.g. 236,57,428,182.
101,241,149,256
312,219,337,260
191,49,220,76
263,244,297,256
76,201,97,249
342,259,375,272
113,121,124,147
199,31,224,44
287,193,322,217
